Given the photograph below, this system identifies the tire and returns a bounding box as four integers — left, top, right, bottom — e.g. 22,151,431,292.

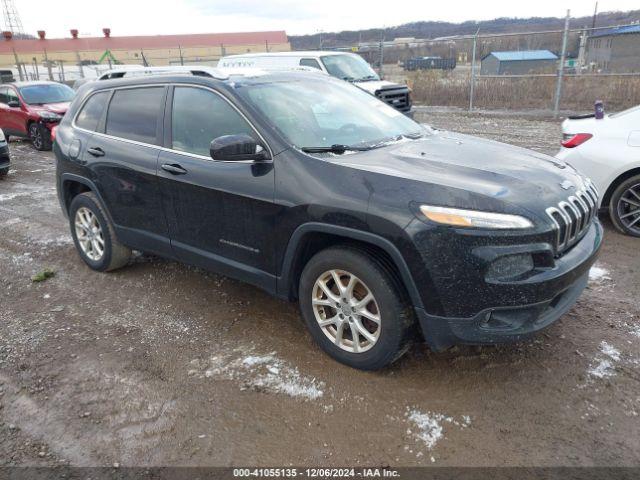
69,192,131,271
609,174,640,237
0,166,8,177
28,123,52,151
299,246,415,370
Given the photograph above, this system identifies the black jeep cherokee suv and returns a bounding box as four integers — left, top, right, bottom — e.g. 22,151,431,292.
54,71,603,370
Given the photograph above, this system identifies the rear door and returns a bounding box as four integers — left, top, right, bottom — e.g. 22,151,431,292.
86,85,171,256
157,85,277,291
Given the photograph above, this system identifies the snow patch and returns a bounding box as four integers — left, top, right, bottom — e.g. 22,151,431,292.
407,410,446,450
589,265,611,283
191,350,324,401
588,341,621,379
405,409,471,452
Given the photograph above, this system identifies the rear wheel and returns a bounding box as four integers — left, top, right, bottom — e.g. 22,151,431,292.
29,123,52,151
299,247,415,370
69,192,131,271
609,174,640,237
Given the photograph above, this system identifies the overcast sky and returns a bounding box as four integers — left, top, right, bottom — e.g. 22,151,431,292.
17,0,640,38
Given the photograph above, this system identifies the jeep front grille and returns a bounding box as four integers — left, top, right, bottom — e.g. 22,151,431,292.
546,180,598,256
375,88,411,112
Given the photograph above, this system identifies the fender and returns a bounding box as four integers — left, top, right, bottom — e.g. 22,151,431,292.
276,222,425,310
58,173,110,220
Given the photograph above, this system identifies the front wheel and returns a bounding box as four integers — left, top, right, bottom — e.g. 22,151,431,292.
609,174,640,237
29,123,52,151
299,247,415,370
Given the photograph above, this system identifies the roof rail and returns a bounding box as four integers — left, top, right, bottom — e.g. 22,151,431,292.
100,65,230,80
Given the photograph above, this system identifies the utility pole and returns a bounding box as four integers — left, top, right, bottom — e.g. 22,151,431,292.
378,28,385,79
12,47,22,80
469,28,480,111
591,1,598,29
178,45,184,65
554,10,571,118
43,48,53,80
75,51,84,78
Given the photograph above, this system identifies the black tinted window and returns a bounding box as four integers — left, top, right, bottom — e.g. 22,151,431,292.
0,88,7,104
75,92,109,131
106,87,164,144
171,86,255,156
300,58,321,70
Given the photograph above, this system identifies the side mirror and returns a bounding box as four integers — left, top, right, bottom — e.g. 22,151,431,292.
7,100,20,108
210,134,269,162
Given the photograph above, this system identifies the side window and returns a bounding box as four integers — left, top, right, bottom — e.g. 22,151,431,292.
75,91,109,131
106,87,164,144
6,88,19,105
0,87,7,104
171,86,256,157
300,58,321,70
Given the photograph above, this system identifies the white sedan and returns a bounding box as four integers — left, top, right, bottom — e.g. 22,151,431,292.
556,105,640,237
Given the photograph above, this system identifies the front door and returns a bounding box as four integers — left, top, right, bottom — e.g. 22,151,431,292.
157,85,277,291
0,86,27,136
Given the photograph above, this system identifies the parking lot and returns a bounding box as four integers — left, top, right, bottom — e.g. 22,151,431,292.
0,110,639,467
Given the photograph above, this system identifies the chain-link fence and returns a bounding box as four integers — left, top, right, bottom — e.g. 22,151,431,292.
9,41,280,85
354,12,640,114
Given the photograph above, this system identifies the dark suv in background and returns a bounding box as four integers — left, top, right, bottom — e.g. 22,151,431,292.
0,81,74,150
54,71,602,370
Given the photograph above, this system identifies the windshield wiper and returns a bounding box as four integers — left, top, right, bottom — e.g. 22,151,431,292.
357,75,378,82
301,144,372,155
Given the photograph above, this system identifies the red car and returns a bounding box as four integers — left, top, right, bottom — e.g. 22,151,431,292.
0,81,74,151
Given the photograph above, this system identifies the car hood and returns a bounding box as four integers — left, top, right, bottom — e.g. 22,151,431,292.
335,130,588,218
354,79,408,94
33,102,70,115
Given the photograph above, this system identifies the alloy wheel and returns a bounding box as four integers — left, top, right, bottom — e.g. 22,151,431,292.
29,124,42,150
616,183,640,235
74,207,105,261
311,269,381,353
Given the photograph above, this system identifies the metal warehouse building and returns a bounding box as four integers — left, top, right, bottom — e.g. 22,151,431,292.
585,25,640,73
0,29,290,70
480,50,558,75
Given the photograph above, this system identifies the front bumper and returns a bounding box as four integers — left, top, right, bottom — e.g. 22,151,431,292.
413,220,603,351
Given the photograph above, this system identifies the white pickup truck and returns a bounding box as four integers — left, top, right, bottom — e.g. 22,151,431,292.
218,51,413,117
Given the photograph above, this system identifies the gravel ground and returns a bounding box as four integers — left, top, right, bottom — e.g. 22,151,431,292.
0,112,639,467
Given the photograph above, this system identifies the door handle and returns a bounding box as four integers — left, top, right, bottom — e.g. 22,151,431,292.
87,147,105,157
161,163,188,175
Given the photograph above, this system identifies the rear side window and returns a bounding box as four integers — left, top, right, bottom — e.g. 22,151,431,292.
171,86,255,157
75,92,109,131
0,87,7,104
106,87,164,144
300,58,321,70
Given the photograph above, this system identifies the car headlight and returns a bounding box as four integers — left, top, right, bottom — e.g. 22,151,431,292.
39,111,62,120
419,205,533,229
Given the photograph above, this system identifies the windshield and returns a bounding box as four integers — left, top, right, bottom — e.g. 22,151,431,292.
237,77,425,152
321,55,379,82
19,84,75,105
